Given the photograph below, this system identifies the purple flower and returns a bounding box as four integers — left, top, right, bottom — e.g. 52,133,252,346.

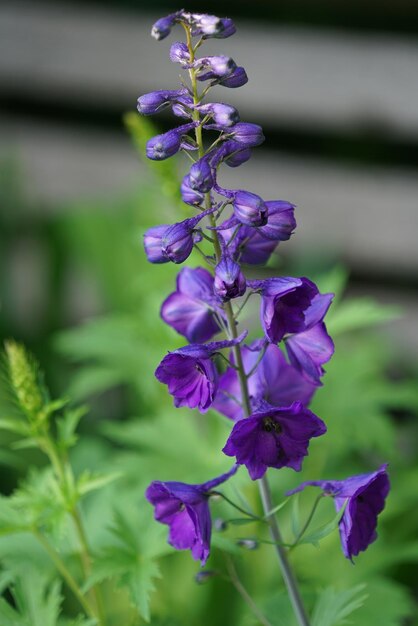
146,123,196,161
161,267,224,342
229,123,265,148
218,66,248,88
137,89,187,115
214,341,316,421
170,41,191,66
287,465,390,560
196,56,237,81
161,208,214,264
223,402,326,479
146,465,238,565
222,224,278,265
143,224,170,264
258,201,296,241
180,175,205,206
199,103,240,128
190,14,236,39
214,255,246,302
151,11,183,40
155,332,247,412
188,157,215,193
233,191,268,227
286,322,335,385
249,277,333,344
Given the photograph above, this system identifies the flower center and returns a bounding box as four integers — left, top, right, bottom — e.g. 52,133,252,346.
263,417,282,433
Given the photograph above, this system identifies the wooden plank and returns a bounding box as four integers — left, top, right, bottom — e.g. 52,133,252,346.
1,2,418,139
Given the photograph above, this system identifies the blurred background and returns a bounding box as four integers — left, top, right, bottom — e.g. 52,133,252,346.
1,1,418,624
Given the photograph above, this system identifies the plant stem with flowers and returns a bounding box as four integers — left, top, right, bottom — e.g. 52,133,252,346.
139,10,390,626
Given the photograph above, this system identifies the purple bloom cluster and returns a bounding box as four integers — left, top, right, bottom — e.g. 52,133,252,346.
138,10,389,566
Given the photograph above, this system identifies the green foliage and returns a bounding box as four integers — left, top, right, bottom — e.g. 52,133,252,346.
311,585,368,626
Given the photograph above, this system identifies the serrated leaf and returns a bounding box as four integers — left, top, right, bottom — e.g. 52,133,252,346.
312,584,368,626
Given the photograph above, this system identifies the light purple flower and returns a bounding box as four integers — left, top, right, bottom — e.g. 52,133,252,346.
196,56,237,81
161,267,224,342
137,89,187,115
188,157,215,193
223,402,326,479
143,224,170,264
233,191,268,227
151,11,183,40
286,322,335,385
146,465,238,565
146,123,196,161
170,41,191,66
181,175,205,206
214,341,316,421
155,332,247,412
287,465,390,560
199,103,240,128
190,14,236,39
229,123,265,148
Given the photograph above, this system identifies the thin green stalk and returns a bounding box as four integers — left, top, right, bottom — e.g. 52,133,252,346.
225,556,274,626
291,494,324,548
185,27,311,626
33,529,96,620
210,490,265,522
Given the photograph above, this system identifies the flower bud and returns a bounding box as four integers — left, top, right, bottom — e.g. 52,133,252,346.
189,158,214,193
143,224,170,264
214,518,228,532
229,123,265,147
237,539,259,550
181,175,205,206
199,102,240,128
214,256,246,301
162,223,195,264
190,14,236,39
146,129,182,161
151,12,178,40
233,190,268,227
5,340,45,422
194,570,217,584
225,147,252,168
196,56,237,81
169,41,191,66
218,66,248,88
137,89,185,116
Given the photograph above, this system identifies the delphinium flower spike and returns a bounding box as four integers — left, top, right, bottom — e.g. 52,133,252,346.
137,11,390,626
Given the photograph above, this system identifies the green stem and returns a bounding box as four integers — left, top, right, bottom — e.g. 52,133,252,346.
210,490,265,522
185,26,311,626
33,529,96,620
225,556,274,626
291,494,324,548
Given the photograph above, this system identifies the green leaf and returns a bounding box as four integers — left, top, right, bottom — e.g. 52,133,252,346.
56,406,87,451
76,470,122,496
226,518,258,526
327,298,401,336
0,567,62,626
0,417,30,436
311,584,368,626
86,509,167,622
298,501,347,547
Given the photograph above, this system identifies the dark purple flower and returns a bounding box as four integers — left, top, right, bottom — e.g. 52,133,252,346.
196,55,237,81
170,41,191,65
188,157,214,193
161,208,214,264
155,332,247,412
218,66,248,88
249,277,333,344
143,224,170,264
161,267,224,342
214,255,246,301
233,191,268,227
199,103,240,128
287,465,390,560
214,341,316,421
223,402,326,479
146,465,238,565
146,123,196,161
258,201,296,241
137,89,187,115
180,175,205,206
229,123,265,148
151,11,183,40
221,224,278,265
